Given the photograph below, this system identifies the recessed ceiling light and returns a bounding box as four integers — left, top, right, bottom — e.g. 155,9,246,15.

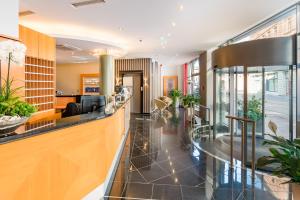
178,4,184,11
162,46,166,49
167,33,171,37
171,22,176,27
119,27,124,31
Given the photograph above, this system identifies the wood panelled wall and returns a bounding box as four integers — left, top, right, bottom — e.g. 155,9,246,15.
115,58,151,113
19,25,56,132
19,25,56,114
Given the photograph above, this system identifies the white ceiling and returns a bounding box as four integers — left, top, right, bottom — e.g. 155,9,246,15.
56,37,124,64
19,0,298,66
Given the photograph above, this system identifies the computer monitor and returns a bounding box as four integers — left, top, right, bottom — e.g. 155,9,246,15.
80,95,106,114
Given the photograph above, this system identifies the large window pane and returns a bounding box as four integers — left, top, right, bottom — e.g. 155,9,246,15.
232,9,296,44
216,68,230,136
264,66,290,139
247,67,263,136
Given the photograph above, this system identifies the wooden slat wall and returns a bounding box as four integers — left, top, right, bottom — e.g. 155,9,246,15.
115,58,151,113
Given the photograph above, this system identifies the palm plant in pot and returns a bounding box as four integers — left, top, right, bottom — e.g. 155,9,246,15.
0,40,37,135
257,121,300,198
169,89,182,108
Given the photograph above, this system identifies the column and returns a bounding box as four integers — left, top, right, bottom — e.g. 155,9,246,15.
100,55,115,97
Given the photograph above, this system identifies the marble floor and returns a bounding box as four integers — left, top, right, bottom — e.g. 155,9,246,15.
104,110,294,200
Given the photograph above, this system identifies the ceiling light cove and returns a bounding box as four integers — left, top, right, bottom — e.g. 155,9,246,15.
19,21,128,51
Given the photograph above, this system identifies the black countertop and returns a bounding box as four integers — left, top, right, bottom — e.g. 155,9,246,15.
0,101,128,145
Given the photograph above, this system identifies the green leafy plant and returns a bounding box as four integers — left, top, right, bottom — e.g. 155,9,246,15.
168,89,182,107
247,96,263,121
0,43,37,118
257,121,300,183
182,94,200,108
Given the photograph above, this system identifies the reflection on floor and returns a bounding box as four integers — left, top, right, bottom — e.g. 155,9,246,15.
105,109,293,200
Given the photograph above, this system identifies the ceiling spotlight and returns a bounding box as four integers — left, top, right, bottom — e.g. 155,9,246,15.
118,27,124,31
171,22,176,27
167,33,171,37
162,46,166,49
160,36,165,41
179,4,184,11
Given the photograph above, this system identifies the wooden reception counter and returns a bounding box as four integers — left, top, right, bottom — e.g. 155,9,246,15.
0,99,131,200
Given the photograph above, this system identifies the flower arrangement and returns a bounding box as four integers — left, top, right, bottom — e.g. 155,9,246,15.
0,39,37,131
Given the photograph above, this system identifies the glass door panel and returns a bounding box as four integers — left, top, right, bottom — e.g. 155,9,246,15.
247,67,263,136
215,68,230,137
264,66,291,139
234,66,244,135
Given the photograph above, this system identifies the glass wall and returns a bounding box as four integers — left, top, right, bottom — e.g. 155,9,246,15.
214,4,298,140
187,58,200,97
215,68,230,136
224,7,297,45
214,65,296,139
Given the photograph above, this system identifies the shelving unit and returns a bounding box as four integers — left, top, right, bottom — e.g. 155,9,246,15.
80,74,100,95
25,57,55,112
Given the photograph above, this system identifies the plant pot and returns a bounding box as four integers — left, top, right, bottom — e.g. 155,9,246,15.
186,107,193,121
292,183,300,200
0,116,28,136
172,97,179,108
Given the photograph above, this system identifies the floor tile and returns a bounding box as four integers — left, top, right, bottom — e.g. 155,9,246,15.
107,112,293,200
138,163,170,182
152,184,182,200
123,183,153,199
181,185,214,200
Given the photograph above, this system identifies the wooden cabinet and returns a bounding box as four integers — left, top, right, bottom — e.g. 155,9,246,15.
19,25,56,61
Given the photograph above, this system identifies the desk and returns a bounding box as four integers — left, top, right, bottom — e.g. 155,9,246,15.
0,99,131,200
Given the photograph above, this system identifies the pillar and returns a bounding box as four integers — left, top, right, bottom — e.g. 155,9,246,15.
100,55,115,97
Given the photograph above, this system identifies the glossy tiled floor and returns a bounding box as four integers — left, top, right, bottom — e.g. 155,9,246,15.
105,109,294,200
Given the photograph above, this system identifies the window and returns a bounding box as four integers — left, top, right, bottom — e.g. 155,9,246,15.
266,73,278,92
187,58,200,97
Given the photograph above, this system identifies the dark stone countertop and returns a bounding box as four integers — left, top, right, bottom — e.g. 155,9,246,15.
0,101,128,145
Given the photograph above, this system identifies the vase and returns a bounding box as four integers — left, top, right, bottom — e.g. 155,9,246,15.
172,97,179,108
0,116,28,136
292,183,300,200
186,107,193,121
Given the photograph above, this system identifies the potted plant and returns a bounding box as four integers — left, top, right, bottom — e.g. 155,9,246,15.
0,40,37,135
257,121,300,198
182,94,200,120
169,89,182,108
237,96,263,132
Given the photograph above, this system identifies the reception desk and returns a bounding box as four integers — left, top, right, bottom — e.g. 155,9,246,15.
0,99,131,200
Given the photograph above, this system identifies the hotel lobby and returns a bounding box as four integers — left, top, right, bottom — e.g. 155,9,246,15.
0,0,300,199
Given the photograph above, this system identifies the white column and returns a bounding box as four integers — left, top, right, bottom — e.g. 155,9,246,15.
100,55,115,96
